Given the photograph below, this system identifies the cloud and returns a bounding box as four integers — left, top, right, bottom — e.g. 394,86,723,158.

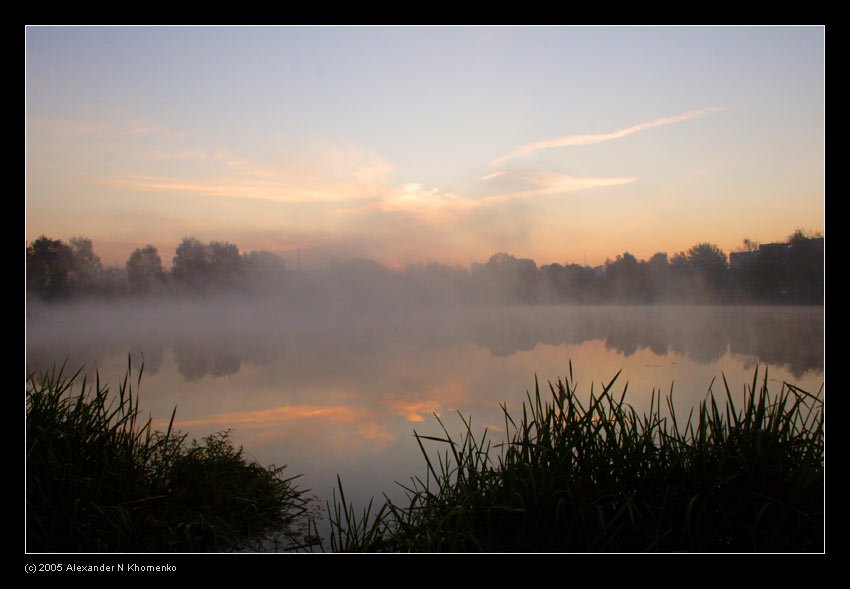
480,171,506,181
105,174,379,204
490,107,725,168
105,146,395,205
102,132,637,225
336,170,637,221
372,183,477,219
479,171,638,205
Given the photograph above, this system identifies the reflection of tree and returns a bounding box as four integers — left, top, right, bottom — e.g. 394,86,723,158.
604,324,641,357
172,340,243,382
27,304,824,384
465,307,822,375
667,325,728,364
469,311,549,357
129,346,164,376
726,309,824,379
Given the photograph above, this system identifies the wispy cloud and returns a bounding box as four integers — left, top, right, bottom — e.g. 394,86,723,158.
480,171,506,181
490,107,725,168
101,131,638,224
478,171,638,205
338,171,637,220
104,146,395,205
371,183,477,219
105,174,379,204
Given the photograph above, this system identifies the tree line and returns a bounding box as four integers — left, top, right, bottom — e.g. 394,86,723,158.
25,236,287,300
25,231,823,305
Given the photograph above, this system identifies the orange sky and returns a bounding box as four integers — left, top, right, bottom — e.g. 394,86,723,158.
26,26,824,270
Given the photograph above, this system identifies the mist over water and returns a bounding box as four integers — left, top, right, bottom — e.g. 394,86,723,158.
27,297,823,379
24,27,825,552
26,293,824,532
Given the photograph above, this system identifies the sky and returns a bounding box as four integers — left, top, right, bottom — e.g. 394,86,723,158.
25,25,825,269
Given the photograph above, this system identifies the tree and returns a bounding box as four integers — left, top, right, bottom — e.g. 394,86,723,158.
127,245,165,291
171,237,247,292
685,243,728,302
245,250,286,274
244,250,287,292
68,236,103,292
207,241,244,287
786,229,824,303
646,252,670,302
787,228,822,247
26,236,74,299
481,253,539,304
670,252,689,270
686,243,727,277
605,252,648,302
739,238,760,253
171,237,210,291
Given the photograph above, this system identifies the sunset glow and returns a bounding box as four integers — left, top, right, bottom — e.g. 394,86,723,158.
26,26,824,269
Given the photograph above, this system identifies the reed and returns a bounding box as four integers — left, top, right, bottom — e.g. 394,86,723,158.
330,364,824,552
26,360,308,552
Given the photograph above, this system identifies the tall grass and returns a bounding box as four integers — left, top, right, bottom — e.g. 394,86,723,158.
26,360,309,552
329,364,824,552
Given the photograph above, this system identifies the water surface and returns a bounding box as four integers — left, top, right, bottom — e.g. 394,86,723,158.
26,302,824,542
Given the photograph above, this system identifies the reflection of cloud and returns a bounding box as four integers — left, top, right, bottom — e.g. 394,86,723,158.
359,424,396,443
169,404,371,430
390,399,444,423
490,107,725,167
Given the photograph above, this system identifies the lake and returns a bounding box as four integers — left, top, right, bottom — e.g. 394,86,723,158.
26,301,824,547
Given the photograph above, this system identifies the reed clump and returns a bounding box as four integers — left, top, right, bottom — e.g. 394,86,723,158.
330,364,823,552
26,361,307,552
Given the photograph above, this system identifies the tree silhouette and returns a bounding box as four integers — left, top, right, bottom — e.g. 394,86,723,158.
68,236,103,293
685,243,728,301
645,252,669,302
127,245,165,292
785,230,824,304
24,229,822,305
207,241,244,288
26,236,74,299
686,243,727,277
171,237,210,291
605,252,648,302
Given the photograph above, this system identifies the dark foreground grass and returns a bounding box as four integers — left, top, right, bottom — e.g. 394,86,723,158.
330,364,824,552
26,361,309,552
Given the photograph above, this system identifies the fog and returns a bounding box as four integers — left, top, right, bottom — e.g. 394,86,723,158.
26,236,825,518
26,286,824,524
27,293,824,383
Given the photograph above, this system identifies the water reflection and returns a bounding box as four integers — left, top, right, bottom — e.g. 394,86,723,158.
27,305,823,382
25,303,824,525
173,340,243,381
